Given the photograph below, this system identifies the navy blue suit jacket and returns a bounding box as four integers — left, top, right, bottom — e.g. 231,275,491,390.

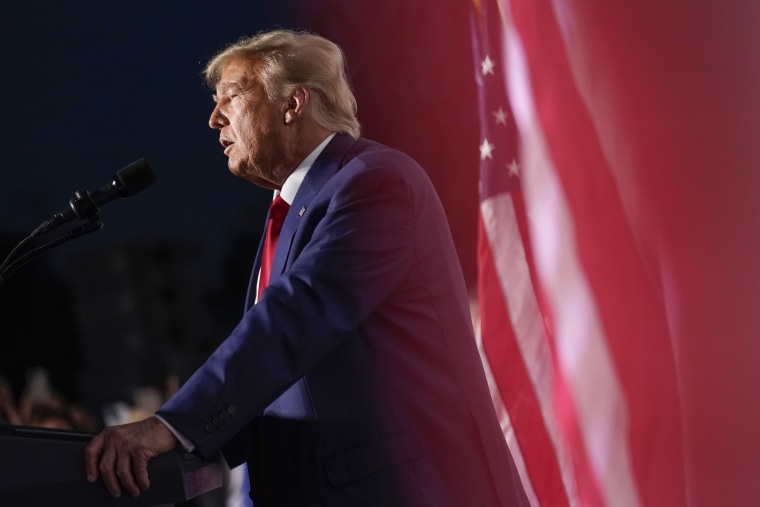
158,134,528,506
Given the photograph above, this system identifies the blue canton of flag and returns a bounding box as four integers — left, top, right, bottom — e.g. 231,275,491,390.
471,0,520,202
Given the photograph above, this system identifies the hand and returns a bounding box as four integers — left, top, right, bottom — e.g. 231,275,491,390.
84,416,179,498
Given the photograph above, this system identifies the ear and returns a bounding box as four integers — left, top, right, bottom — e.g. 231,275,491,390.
284,87,309,124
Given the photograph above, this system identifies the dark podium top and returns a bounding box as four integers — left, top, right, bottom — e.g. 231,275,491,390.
0,423,223,506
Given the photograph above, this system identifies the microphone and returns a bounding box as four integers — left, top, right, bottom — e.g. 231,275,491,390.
31,158,157,237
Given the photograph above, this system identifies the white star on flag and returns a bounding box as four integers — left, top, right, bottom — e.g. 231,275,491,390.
493,107,508,125
508,158,519,176
480,139,495,160
481,55,495,76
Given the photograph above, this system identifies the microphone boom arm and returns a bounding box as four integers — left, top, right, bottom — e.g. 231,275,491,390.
0,218,104,289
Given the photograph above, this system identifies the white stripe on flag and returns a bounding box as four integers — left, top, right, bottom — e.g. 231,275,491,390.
506,22,642,507
481,193,578,507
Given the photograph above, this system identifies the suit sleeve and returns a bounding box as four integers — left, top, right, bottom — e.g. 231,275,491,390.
158,161,418,458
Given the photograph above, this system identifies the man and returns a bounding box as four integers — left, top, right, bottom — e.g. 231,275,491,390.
85,30,528,506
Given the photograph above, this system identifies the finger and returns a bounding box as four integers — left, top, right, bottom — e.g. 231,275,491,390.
84,433,104,483
98,435,122,498
116,450,141,498
133,455,151,493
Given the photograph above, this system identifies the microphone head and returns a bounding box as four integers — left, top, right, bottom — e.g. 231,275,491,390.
115,158,157,196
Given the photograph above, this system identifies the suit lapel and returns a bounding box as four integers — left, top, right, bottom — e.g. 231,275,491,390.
267,133,358,288
244,223,268,309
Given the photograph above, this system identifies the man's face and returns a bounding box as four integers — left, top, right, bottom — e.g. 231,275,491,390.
209,58,293,189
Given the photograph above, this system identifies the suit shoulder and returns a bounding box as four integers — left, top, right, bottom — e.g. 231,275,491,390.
344,138,426,179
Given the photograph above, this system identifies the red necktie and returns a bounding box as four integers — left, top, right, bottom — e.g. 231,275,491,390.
257,195,290,301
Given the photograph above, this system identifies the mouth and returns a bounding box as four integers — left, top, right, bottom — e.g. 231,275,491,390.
220,138,234,154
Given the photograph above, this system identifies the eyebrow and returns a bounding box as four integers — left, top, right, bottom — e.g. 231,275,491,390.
212,81,243,102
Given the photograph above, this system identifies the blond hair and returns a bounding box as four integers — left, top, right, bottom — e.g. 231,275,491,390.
205,30,361,138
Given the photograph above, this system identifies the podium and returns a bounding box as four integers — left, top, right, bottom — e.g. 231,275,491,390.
0,424,224,506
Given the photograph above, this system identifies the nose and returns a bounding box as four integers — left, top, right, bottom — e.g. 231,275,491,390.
208,102,227,129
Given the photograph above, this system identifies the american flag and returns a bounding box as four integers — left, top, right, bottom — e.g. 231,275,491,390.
471,1,575,505
273,1,760,503
471,0,687,505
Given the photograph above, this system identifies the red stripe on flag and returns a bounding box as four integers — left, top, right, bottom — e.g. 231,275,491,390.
472,0,581,504
503,0,687,504
551,364,605,507
479,191,607,506
478,208,572,507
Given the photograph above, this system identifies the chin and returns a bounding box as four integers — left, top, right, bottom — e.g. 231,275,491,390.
249,177,280,190
227,161,247,178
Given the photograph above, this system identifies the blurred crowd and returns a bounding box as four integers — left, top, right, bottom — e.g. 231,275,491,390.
0,366,181,433
0,368,97,431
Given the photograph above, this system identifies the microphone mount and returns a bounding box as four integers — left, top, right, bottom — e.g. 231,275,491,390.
69,188,101,222
32,188,103,238
0,158,156,288
0,218,104,288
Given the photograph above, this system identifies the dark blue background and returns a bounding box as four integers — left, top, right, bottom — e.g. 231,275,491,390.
0,1,285,256
0,1,479,409
0,1,292,405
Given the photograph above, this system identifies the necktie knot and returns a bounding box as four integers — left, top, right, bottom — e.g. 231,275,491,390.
269,195,290,222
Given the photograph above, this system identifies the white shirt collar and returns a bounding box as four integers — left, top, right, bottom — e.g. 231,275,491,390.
276,133,336,205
